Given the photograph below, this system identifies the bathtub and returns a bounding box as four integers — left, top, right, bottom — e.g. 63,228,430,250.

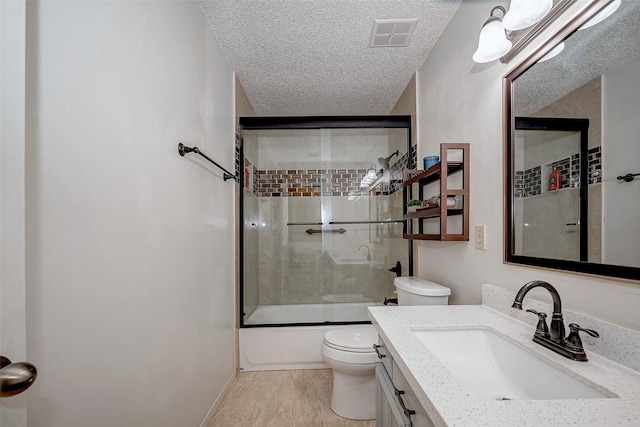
239,302,381,371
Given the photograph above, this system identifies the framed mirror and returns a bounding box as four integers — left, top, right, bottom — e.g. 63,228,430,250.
504,0,640,281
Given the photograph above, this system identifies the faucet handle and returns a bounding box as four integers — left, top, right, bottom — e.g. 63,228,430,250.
388,261,402,277
566,323,600,353
526,309,550,338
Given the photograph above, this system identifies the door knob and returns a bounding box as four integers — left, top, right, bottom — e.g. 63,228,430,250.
1,355,37,397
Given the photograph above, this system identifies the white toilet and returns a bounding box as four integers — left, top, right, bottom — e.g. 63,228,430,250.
321,277,451,420
394,276,451,306
322,325,379,420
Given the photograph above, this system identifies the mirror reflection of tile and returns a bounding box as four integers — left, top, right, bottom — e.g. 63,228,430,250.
515,146,601,198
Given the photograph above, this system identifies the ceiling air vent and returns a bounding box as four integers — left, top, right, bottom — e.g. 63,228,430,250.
369,18,418,48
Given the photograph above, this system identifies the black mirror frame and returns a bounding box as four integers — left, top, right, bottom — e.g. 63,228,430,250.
503,0,640,282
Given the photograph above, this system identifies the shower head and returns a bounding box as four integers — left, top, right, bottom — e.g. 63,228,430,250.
378,150,399,169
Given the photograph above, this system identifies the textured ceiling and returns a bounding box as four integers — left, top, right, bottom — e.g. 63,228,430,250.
515,0,640,116
199,0,462,116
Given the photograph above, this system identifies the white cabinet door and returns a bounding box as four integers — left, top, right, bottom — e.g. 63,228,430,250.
392,361,435,427
376,364,411,427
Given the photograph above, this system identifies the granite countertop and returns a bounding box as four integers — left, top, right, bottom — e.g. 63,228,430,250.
368,305,640,426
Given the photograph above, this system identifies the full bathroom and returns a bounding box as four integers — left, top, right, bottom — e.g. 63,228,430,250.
2,1,640,427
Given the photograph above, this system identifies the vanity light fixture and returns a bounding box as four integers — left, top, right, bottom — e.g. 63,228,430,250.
472,6,512,64
473,0,573,64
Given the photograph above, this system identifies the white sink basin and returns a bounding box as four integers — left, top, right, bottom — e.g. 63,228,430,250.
412,327,611,401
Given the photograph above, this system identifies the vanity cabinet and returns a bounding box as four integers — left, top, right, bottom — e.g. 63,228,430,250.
376,336,434,427
402,143,469,240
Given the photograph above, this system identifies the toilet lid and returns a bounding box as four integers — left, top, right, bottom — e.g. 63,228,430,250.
324,325,377,353
394,276,451,296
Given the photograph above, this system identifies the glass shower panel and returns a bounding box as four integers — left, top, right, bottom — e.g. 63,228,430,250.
242,124,409,326
320,128,407,323
242,128,325,324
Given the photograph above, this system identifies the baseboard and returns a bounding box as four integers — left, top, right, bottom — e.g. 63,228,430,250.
199,372,236,427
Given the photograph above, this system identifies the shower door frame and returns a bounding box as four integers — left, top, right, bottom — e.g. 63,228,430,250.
238,116,412,328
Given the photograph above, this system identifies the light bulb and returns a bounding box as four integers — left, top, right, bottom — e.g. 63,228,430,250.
502,0,553,31
473,19,512,63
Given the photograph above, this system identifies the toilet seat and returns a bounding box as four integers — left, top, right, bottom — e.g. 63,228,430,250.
323,325,377,353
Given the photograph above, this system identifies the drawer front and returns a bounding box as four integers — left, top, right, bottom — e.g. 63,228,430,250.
375,335,393,375
392,361,435,427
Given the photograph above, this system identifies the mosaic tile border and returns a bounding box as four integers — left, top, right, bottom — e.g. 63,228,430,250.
588,146,602,184
257,168,366,197
515,146,601,198
236,135,415,198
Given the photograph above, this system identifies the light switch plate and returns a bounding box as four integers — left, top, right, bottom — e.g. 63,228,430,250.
475,225,486,250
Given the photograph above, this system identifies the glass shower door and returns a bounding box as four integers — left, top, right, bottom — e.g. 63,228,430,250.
319,127,407,323
240,118,410,327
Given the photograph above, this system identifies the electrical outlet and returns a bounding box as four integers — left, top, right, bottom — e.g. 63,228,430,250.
475,225,486,250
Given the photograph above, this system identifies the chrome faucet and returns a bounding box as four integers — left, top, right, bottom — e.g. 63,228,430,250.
511,280,599,362
357,244,371,261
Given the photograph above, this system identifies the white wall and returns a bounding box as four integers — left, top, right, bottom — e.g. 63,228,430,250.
602,54,640,267
416,0,640,331
1,1,28,425
24,1,235,426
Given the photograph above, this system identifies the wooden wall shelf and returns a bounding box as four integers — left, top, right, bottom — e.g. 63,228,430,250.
402,143,470,241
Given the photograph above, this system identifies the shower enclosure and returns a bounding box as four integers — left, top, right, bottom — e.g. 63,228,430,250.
239,116,412,328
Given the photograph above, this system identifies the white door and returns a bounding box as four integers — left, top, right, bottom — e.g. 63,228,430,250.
1,1,31,426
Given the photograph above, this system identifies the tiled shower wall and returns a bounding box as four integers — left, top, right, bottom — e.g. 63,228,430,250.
253,147,414,199
256,168,369,197
255,196,404,306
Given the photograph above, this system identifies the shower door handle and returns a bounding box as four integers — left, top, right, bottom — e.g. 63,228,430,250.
305,228,346,235
0,355,37,397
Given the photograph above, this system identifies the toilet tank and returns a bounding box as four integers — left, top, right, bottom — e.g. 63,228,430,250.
394,277,451,306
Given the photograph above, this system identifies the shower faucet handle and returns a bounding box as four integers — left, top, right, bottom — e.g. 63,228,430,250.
388,261,402,277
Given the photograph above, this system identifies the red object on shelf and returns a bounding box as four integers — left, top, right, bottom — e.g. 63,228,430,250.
549,164,561,191
244,166,250,189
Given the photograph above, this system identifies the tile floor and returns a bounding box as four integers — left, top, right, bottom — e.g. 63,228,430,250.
208,369,376,427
